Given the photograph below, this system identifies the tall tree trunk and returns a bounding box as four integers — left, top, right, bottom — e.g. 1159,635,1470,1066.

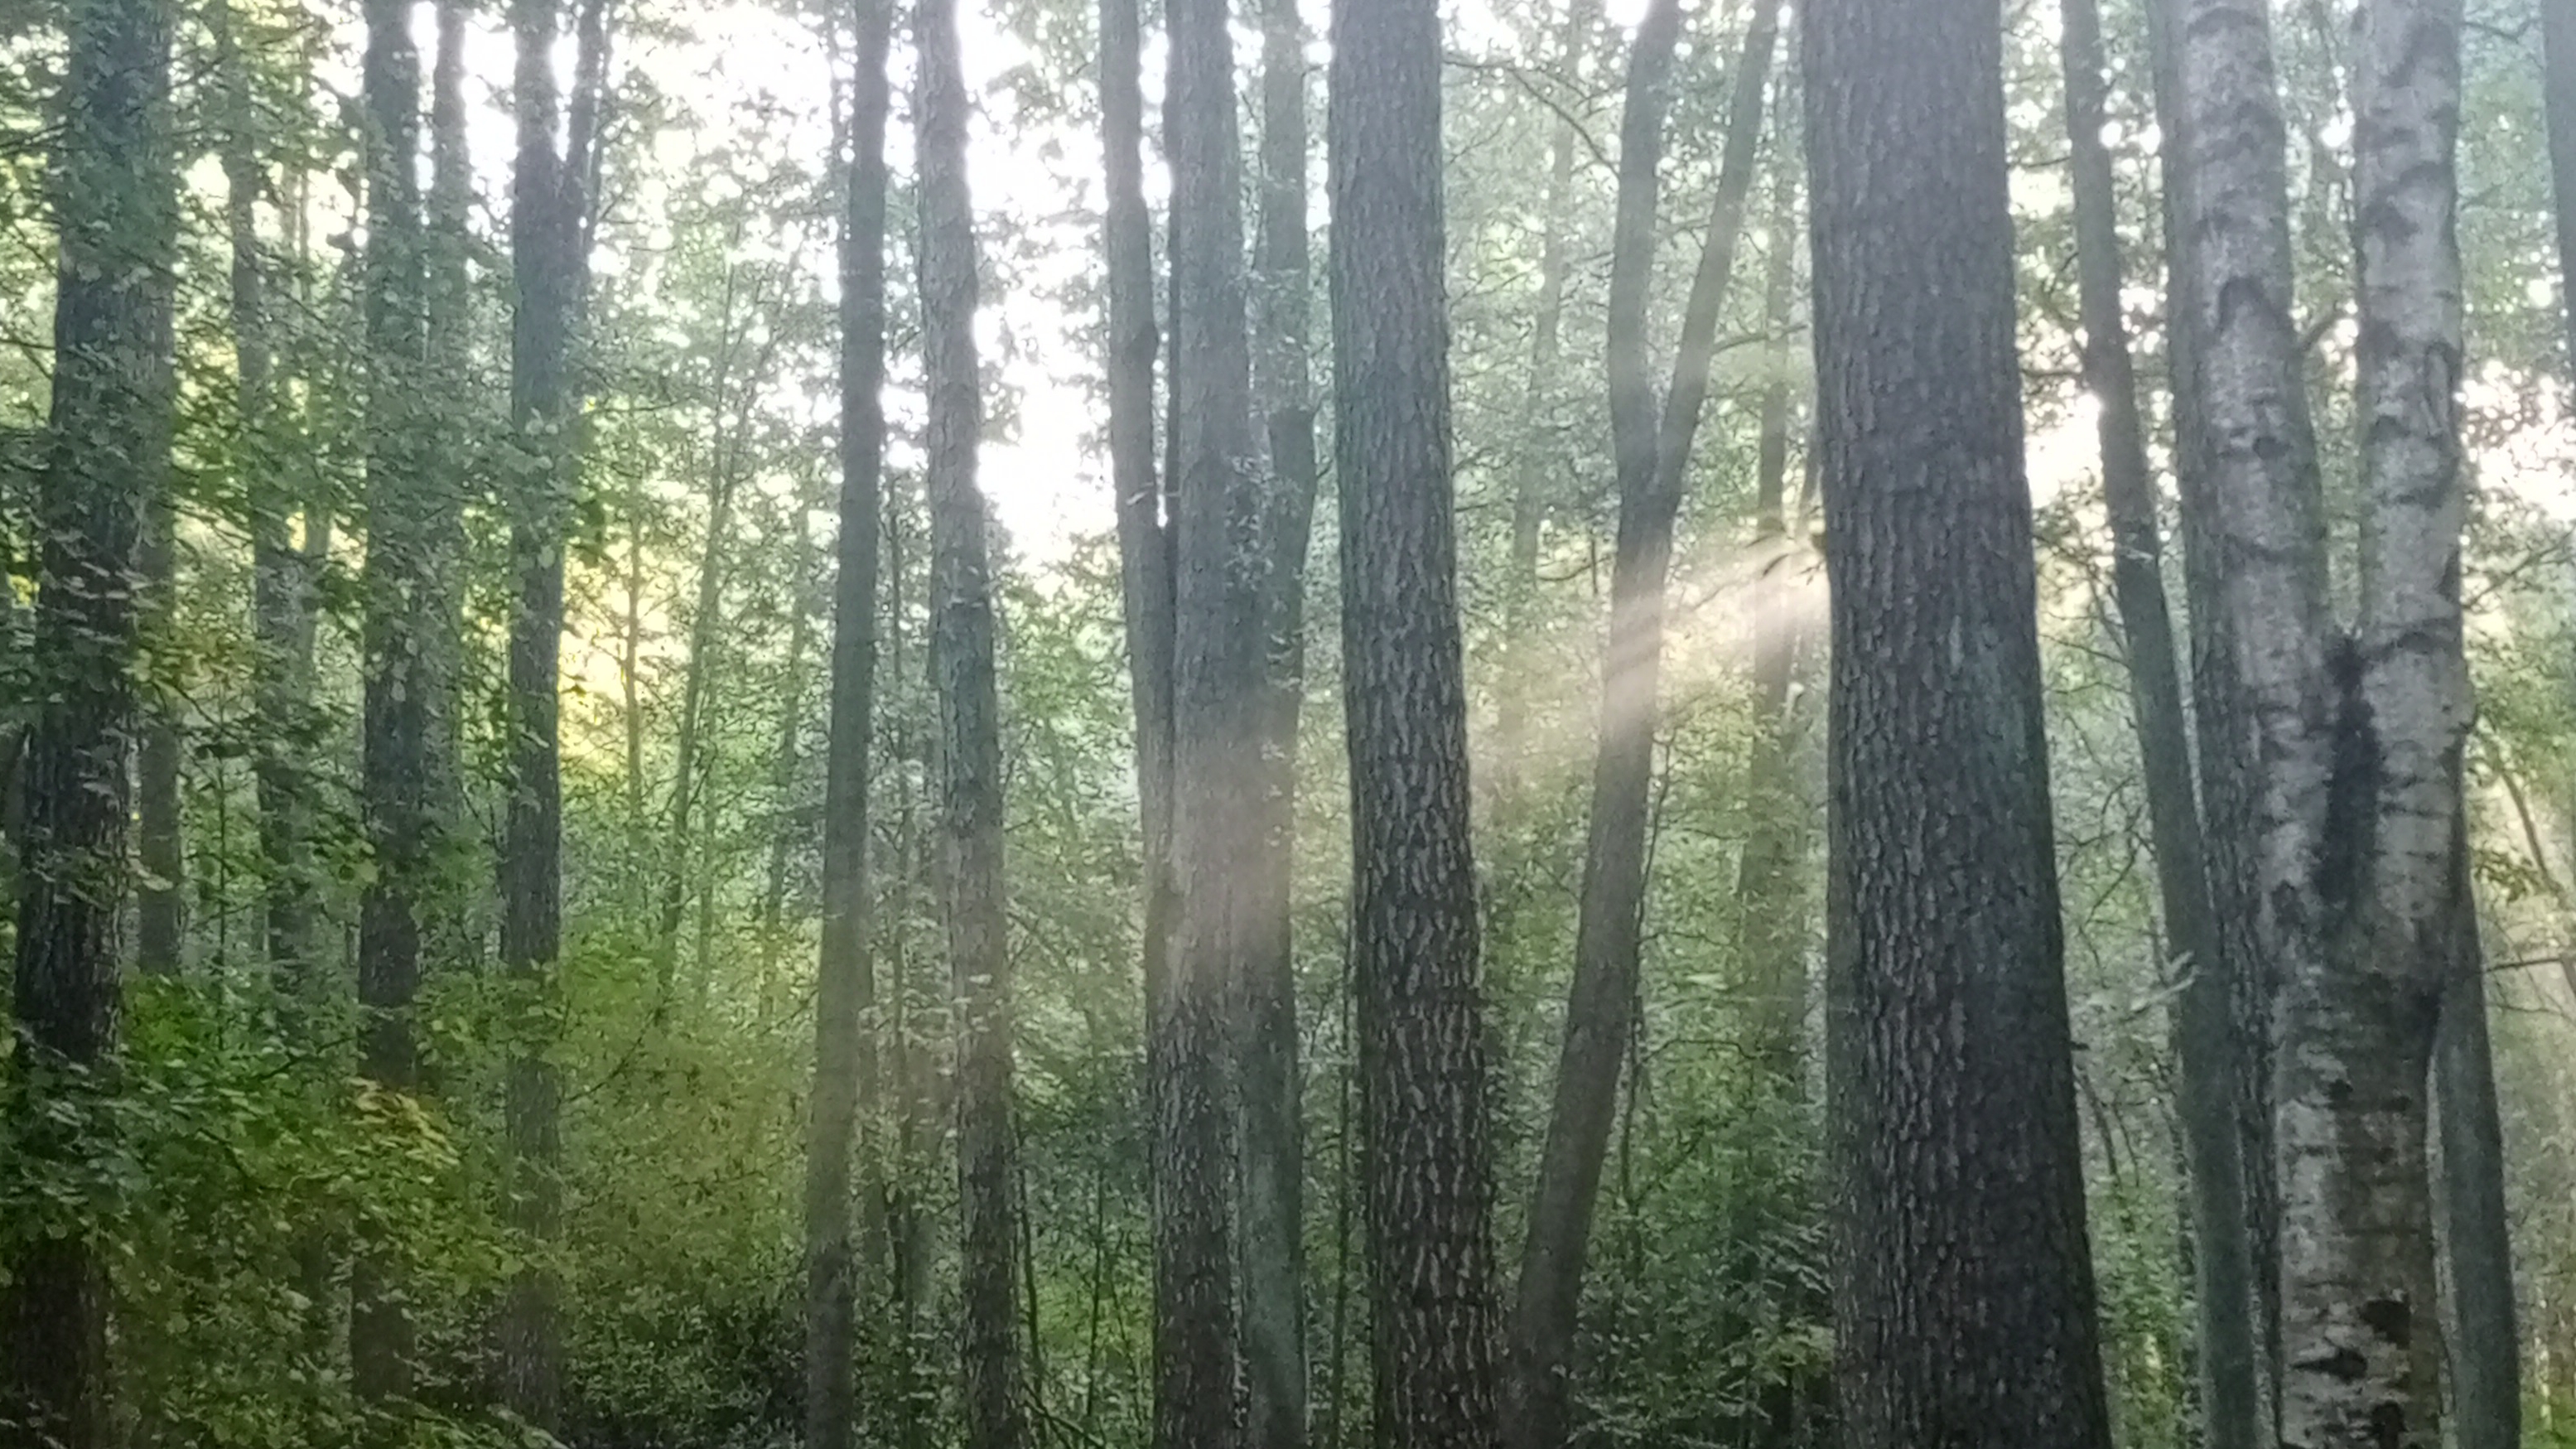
353,0,430,1415
2273,0,2469,1441
1730,142,1807,1089
883,470,943,1449
657,275,757,985
1494,0,1591,802
1160,0,1262,1421
1329,0,1504,1442
136,489,182,975
2434,816,2518,1449
1244,0,1315,1437
499,0,605,1430
917,0,1029,1442
806,0,893,1439
1,0,173,1441
1803,0,2115,1442
2145,0,2282,1414
760,490,818,999
221,0,315,1002
1505,10,1776,1447
2547,0,2576,377
2060,2,2263,1444
424,0,474,968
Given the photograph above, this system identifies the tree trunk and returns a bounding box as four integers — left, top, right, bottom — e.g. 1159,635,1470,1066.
1,0,173,1441
424,0,475,969
2060,2,2263,1444
760,491,818,999
136,485,182,976
2144,0,2283,1415
1730,141,1807,1089
658,273,760,985
1161,0,1264,1422
220,0,316,1005
2547,0,2576,378
806,0,893,1439
499,0,605,1431
1244,0,1316,1438
1329,0,1504,1442
916,0,1029,1442
2271,0,2470,1441
1803,0,2116,1442
1505,10,1776,1447
353,0,431,1413
2433,817,2518,1449
1495,0,1591,804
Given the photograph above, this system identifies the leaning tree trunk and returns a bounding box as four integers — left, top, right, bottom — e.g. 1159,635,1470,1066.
1803,0,2116,1442
917,0,1030,1443
353,0,431,1415
499,0,604,1431
1242,0,1317,1432
1,0,173,1442
1506,8,1775,1446
2060,1,2263,1444
1329,0,1505,1442
1160,0,1266,1425
805,0,893,1439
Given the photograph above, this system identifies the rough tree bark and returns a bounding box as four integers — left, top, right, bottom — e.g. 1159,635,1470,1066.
806,0,893,1439
1,0,174,1442
1803,0,2116,1442
2061,0,2262,1443
500,0,605,1431
916,0,1029,1442
1329,0,1504,1440
353,0,431,1414
1243,0,1316,1432
1505,7,1776,1447
1160,0,1264,1423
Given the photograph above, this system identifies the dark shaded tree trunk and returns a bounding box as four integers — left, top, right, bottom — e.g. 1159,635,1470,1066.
1244,0,1316,1438
499,0,605,1432
917,0,1029,1442
1329,0,1504,1441
1160,0,1264,1424
2060,1,2262,1444
1505,9,1775,1447
806,0,893,1440
1802,0,2115,1442
2433,816,2517,1449
1,0,174,1442
353,0,431,1414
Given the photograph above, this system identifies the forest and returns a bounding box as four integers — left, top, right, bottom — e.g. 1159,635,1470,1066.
0,0,2562,1442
